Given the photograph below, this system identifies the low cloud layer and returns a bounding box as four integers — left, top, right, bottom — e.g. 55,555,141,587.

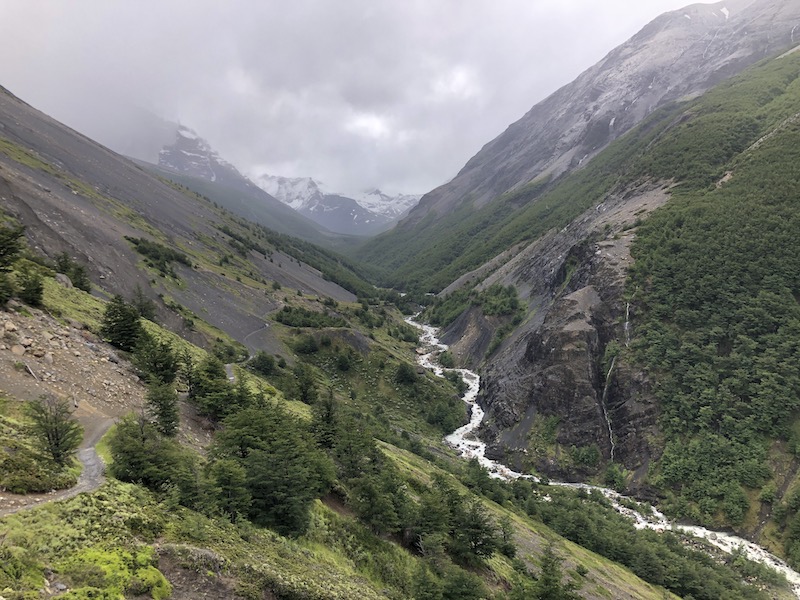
1,1,691,195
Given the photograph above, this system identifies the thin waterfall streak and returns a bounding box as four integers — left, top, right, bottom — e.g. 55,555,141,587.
624,302,631,347
601,356,617,462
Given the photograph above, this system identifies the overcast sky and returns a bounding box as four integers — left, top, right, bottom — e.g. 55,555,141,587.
1,1,697,195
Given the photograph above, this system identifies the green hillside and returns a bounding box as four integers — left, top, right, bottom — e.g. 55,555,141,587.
625,52,800,552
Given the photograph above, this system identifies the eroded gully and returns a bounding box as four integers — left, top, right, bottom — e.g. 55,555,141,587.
406,316,800,596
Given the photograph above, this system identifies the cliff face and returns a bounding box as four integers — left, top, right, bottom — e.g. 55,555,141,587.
400,0,800,230
446,183,670,484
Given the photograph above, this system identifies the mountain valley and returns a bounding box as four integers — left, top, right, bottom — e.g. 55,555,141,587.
2,0,800,598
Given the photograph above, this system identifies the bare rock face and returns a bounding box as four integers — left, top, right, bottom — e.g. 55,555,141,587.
450,183,670,482
402,0,800,227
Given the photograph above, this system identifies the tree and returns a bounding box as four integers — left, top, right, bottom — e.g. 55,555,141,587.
247,350,275,377
449,498,499,563
0,273,13,307
26,395,83,465
293,363,318,404
212,405,334,536
0,224,25,272
132,333,178,384
109,413,198,505
441,568,486,600
131,284,157,321
17,267,43,307
69,263,91,291
394,362,417,384
533,542,582,600
55,251,90,291
100,295,143,351
146,382,179,437
498,515,517,558
177,349,197,395
350,472,405,535
55,252,72,275
209,458,251,520
311,388,339,449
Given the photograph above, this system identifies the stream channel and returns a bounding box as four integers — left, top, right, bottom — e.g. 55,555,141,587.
406,316,800,597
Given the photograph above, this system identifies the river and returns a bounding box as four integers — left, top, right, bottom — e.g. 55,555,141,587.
406,316,800,597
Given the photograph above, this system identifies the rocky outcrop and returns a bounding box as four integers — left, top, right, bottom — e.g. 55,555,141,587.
446,182,669,481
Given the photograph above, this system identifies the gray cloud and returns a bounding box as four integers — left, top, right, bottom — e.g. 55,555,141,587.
1,0,693,195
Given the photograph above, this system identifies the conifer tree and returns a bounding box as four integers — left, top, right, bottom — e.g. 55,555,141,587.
26,395,83,465
0,224,25,272
131,283,157,321
17,267,43,307
100,295,143,351
146,382,179,437
133,333,178,384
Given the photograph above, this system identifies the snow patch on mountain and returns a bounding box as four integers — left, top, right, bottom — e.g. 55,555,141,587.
353,189,422,219
159,125,240,184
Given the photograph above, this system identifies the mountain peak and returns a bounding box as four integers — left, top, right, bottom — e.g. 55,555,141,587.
254,173,420,236
158,125,241,185
399,0,800,228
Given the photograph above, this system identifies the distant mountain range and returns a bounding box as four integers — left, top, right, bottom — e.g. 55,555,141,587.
150,125,420,237
254,174,420,236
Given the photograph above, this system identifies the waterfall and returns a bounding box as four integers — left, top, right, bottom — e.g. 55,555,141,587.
624,301,631,347
600,356,617,461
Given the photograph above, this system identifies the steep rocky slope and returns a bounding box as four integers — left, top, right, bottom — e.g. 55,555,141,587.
444,182,669,484
0,85,356,355
435,41,800,522
360,0,800,285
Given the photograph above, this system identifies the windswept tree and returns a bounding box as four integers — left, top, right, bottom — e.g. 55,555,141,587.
26,395,83,465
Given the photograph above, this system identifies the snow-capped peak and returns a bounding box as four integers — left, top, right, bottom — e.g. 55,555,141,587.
158,125,241,184
253,172,422,235
255,174,327,211
177,125,198,141
354,188,422,218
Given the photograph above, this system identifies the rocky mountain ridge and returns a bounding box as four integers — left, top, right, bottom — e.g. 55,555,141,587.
145,126,335,244
158,125,242,186
396,0,800,229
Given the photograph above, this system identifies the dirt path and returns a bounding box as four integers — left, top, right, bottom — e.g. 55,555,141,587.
0,308,144,518
0,416,115,518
